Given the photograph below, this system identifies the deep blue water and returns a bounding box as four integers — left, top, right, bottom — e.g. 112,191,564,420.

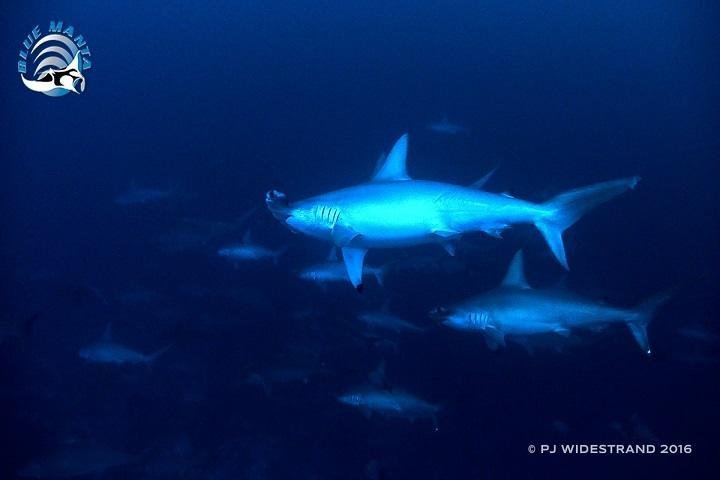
2,1,719,478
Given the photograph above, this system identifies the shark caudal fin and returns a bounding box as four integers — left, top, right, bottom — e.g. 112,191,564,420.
535,176,641,269
627,292,672,355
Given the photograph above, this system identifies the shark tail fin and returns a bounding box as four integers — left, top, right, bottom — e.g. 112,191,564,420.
535,176,641,269
627,292,672,355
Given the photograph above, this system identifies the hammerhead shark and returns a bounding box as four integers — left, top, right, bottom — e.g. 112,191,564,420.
266,134,639,291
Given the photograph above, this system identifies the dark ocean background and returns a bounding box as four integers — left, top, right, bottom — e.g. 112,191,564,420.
2,1,719,478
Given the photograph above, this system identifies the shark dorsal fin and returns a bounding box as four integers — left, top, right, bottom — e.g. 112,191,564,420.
242,230,252,244
102,322,112,341
372,134,410,182
501,250,530,289
370,152,387,180
469,167,497,189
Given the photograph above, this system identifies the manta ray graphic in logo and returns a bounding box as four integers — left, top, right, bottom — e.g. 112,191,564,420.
17,21,92,97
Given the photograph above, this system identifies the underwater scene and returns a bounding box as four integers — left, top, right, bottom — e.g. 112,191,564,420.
2,1,719,478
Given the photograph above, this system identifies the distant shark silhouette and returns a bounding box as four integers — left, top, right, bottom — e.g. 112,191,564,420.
21,52,85,94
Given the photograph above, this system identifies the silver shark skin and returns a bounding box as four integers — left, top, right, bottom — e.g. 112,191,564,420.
218,231,286,265
338,361,440,429
338,389,440,428
435,250,670,355
357,310,424,333
426,117,468,134
267,134,640,290
298,261,385,286
78,324,168,365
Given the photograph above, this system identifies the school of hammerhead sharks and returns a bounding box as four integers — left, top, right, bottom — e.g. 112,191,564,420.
264,133,667,360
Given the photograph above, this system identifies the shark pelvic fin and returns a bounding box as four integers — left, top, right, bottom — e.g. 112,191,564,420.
372,134,410,182
332,223,360,246
501,250,530,289
483,326,506,350
341,247,367,291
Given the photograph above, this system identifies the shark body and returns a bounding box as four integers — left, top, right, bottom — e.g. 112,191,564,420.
267,134,639,290
426,117,468,134
338,390,440,425
338,362,440,429
78,324,168,365
435,251,670,354
357,310,424,333
218,231,285,265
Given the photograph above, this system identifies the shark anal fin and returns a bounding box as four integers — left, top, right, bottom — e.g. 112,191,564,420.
341,247,367,290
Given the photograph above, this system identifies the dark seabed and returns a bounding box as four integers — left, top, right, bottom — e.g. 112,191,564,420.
2,1,719,478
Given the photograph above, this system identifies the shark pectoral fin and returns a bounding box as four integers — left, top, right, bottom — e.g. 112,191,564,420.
501,250,530,289
341,247,368,291
483,327,506,350
440,242,456,257
332,224,360,247
372,134,411,181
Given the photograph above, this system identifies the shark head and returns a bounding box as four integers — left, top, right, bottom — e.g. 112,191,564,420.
337,392,365,407
266,190,339,240
432,305,491,331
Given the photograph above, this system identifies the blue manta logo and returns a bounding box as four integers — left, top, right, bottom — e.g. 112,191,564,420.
17,21,92,97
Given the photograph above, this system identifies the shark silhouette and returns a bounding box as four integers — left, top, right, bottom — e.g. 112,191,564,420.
21,52,85,94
